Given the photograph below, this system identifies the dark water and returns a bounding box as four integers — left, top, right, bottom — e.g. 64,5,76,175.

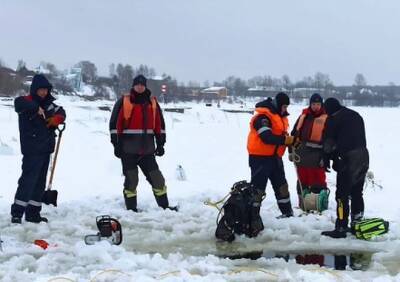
219,251,373,271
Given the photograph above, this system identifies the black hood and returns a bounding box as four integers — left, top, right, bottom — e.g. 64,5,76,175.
324,97,342,116
255,97,289,117
30,74,54,104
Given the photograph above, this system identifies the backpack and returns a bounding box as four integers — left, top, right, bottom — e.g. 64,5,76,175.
353,218,389,240
215,180,262,242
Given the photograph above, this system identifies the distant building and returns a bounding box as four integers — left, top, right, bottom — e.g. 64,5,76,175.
16,66,36,78
0,66,17,77
247,86,284,97
292,88,320,97
200,86,228,98
150,75,165,81
0,67,24,96
34,64,51,74
65,68,82,91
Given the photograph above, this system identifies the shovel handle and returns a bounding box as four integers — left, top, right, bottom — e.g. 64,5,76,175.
47,123,65,189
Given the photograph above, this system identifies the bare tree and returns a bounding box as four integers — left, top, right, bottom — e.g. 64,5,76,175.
135,64,156,78
109,63,116,77
354,73,367,87
16,59,26,72
248,76,264,87
272,78,283,88
187,81,200,88
281,74,292,90
223,76,247,96
295,76,315,88
75,60,97,83
115,64,134,95
314,72,333,89
263,75,274,87
40,61,59,76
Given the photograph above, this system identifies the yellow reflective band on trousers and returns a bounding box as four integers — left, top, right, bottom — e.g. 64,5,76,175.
153,186,167,196
124,189,137,198
338,199,344,220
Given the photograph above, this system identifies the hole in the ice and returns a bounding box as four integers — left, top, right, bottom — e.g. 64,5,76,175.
218,251,373,271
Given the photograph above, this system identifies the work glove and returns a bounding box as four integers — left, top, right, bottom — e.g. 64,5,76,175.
46,116,61,128
155,146,165,157
46,114,65,128
284,136,300,148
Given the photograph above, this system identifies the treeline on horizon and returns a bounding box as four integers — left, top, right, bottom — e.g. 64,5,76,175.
0,58,399,107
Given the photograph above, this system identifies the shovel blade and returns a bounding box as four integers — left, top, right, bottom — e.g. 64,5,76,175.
42,190,58,206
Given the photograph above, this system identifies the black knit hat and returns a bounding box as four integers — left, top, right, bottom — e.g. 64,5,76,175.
132,75,147,87
310,93,323,105
324,97,342,115
274,92,290,110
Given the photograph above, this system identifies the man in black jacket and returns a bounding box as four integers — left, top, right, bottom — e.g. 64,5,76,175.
11,74,66,224
109,75,176,212
321,98,369,238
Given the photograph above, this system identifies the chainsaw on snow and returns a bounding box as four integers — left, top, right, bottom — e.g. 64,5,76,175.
84,215,123,245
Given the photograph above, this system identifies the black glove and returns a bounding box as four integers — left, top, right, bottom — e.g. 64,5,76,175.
155,146,165,157
321,156,331,172
332,157,344,172
113,143,122,158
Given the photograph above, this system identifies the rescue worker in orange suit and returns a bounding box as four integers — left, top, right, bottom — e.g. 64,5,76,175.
109,75,176,212
289,93,328,209
321,98,369,238
247,92,299,236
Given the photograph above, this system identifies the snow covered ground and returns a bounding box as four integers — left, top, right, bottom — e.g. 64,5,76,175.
0,95,399,281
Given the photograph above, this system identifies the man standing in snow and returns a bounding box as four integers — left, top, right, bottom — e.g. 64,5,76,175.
246,92,298,236
109,75,175,212
290,93,329,210
11,74,66,224
321,98,369,238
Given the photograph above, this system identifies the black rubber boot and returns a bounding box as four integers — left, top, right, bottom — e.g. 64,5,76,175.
11,216,22,224
167,206,179,211
321,227,347,238
25,215,48,223
277,200,294,218
322,219,348,238
124,195,138,212
155,194,169,209
276,213,294,219
25,205,48,223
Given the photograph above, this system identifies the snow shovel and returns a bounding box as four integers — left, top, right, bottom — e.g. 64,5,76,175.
42,123,66,206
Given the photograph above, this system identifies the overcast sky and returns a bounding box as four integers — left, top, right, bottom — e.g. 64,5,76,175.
1,0,399,85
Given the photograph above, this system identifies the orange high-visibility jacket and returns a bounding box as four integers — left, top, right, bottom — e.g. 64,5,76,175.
295,108,327,144
247,107,289,157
